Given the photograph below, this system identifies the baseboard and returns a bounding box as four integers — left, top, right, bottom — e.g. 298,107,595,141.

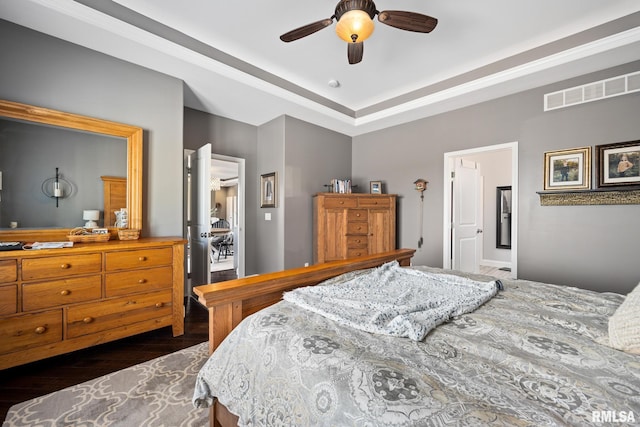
480,259,511,269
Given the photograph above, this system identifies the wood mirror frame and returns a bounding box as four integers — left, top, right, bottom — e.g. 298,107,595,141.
0,99,142,241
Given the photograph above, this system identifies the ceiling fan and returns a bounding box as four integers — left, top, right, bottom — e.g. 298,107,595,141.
280,0,438,65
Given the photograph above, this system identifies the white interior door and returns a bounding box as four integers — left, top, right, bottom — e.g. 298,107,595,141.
188,143,212,292
453,159,483,273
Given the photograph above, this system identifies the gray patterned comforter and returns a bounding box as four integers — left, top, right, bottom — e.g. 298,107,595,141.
193,267,640,426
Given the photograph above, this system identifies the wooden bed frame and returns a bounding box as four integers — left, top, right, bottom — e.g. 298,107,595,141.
193,248,416,427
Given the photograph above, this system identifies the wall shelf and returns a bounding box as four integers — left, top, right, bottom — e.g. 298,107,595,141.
537,187,640,206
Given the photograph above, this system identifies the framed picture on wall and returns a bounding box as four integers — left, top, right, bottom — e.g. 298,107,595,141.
369,181,382,194
596,140,640,187
543,146,591,191
260,172,277,208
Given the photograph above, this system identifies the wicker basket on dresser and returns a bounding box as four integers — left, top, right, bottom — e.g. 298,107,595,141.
0,237,186,370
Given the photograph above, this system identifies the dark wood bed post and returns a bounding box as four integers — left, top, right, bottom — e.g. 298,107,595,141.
193,249,416,427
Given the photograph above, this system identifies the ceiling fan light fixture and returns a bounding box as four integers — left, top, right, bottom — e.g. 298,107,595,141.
335,10,375,43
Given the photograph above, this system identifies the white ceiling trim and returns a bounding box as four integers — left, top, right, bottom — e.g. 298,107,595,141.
355,26,640,127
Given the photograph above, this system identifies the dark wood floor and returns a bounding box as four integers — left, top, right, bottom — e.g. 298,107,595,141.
0,269,236,421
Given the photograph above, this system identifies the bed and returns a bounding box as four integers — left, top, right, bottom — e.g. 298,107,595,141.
192,249,640,426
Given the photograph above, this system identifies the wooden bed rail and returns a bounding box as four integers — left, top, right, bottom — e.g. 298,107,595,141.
193,249,415,354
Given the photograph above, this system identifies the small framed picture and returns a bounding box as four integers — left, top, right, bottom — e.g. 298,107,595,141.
596,140,640,187
370,181,382,194
260,172,277,208
543,147,591,191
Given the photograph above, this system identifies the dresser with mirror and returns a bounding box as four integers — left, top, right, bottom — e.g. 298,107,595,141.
0,100,185,369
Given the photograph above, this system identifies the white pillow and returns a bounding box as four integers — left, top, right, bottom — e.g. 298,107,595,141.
608,282,640,354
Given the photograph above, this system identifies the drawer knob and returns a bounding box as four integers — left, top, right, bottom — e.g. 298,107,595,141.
34,326,46,334
60,289,71,296
339,201,344,204
155,302,164,308
356,213,361,217
83,317,94,324
138,256,147,262
138,278,147,284
60,263,71,269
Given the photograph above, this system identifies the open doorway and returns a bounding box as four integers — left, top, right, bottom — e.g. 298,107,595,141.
184,146,245,297
443,142,518,278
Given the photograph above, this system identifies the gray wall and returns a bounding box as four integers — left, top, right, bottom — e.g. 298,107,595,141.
183,107,258,274
257,117,286,273
283,116,352,269
0,19,184,237
353,61,640,294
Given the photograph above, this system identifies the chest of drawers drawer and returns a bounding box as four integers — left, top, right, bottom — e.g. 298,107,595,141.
22,275,102,311
105,248,172,271
22,254,101,281
323,197,358,209
105,266,173,297
347,222,369,235
0,309,62,354
0,260,17,283
358,197,391,208
347,209,368,222
0,284,17,315
67,289,173,338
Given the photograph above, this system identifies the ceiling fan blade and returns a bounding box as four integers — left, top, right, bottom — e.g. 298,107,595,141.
347,42,363,65
280,18,334,42
377,10,438,33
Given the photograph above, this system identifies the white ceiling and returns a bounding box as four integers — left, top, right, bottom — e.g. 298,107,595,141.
1,0,640,136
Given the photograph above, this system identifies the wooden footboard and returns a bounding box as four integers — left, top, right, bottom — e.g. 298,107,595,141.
193,248,415,427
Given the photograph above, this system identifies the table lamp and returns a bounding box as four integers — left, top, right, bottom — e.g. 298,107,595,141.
83,210,100,228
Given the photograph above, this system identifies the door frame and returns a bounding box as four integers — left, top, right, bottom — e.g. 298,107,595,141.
184,149,246,281
442,141,518,278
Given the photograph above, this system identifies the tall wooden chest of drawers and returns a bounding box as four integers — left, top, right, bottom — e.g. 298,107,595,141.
313,193,397,263
0,237,185,369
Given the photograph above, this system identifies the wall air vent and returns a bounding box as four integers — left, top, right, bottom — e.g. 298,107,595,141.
544,71,640,111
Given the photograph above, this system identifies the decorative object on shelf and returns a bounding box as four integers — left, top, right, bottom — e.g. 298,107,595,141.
414,178,428,248
118,228,141,240
369,181,382,194
496,186,512,249
596,140,640,188
114,208,128,228
260,172,277,208
324,178,353,193
67,226,110,242
543,147,591,191
41,167,73,207
83,210,100,228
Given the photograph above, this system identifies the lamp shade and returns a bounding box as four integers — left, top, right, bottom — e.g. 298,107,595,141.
335,10,375,43
83,209,100,228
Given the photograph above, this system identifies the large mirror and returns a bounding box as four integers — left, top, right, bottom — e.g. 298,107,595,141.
0,99,142,242
496,185,512,249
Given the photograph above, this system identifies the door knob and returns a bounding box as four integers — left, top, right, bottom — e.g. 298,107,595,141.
477,229,483,234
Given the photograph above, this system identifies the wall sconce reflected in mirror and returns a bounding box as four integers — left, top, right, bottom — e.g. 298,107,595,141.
83,209,100,228
42,167,74,207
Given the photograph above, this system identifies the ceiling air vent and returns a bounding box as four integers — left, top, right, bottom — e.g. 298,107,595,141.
544,71,640,111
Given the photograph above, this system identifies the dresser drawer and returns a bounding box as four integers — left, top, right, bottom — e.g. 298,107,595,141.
347,222,368,235
105,266,173,298
22,275,102,312
357,197,391,208
0,310,62,354
347,248,368,258
22,254,101,281
346,235,368,249
105,248,173,271
323,197,358,209
0,260,17,283
67,289,172,338
347,209,368,222
0,284,17,315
